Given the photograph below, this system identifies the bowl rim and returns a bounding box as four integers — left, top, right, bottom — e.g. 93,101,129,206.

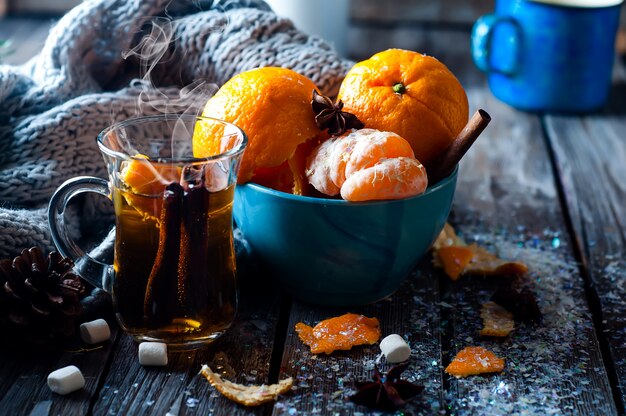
237,165,458,206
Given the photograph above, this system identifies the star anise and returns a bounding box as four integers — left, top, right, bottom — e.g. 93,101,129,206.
492,286,542,325
349,363,424,411
312,90,364,136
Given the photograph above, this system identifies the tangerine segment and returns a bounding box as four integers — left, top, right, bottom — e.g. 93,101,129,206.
120,155,180,220
337,48,469,165
295,313,381,355
328,133,359,189
340,157,428,202
436,246,474,281
305,138,341,196
445,346,505,377
344,129,415,179
195,67,321,183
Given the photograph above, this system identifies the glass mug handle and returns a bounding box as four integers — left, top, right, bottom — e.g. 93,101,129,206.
48,176,114,292
471,14,521,76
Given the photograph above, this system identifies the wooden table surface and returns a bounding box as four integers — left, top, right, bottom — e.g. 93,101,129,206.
2,18,626,416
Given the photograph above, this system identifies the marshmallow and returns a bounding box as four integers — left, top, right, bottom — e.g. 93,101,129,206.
47,365,85,395
80,319,111,344
138,342,168,366
380,334,411,363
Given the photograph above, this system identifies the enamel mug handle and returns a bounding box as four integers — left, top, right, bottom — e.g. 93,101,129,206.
471,14,521,76
48,176,114,292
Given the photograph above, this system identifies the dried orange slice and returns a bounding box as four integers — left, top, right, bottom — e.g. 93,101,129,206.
445,346,505,377
295,313,381,355
200,365,292,406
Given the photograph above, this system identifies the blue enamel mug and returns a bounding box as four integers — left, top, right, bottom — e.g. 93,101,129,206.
471,0,623,112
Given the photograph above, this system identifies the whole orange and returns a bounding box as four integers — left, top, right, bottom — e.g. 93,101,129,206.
193,67,321,184
337,49,469,165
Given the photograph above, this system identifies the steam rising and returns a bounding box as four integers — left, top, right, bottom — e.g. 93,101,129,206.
122,17,218,117
114,17,222,164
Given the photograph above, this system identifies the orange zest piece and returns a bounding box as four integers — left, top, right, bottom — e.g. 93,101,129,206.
120,155,180,220
200,365,293,406
445,346,505,377
295,313,381,355
436,246,475,281
432,223,528,280
465,244,529,277
480,301,515,337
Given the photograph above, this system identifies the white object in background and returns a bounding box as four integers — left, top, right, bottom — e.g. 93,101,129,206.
264,0,350,57
80,319,111,344
380,334,412,363
47,365,85,395
138,342,168,366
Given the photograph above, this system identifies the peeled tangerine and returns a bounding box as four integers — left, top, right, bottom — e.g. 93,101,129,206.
306,128,428,201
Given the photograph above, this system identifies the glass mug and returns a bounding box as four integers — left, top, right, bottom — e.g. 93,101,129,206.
48,115,247,349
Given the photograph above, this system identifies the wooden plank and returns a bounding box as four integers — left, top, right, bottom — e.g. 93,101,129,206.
442,81,618,413
543,59,626,410
274,262,444,415
91,280,281,416
0,328,119,415
350,0,492,25
350,1,626,31
347,28,483,74
350,26,483,99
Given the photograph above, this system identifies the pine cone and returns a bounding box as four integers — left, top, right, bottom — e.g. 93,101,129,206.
0,247,86,347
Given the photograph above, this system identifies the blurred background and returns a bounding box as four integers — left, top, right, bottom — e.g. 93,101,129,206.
1,0,625,65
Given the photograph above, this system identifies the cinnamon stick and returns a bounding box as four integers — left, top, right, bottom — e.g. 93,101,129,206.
177,166,210,314
426,109,491,185
144,182,183,327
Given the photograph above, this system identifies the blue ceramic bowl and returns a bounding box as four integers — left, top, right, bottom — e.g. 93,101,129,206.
233,167,458,306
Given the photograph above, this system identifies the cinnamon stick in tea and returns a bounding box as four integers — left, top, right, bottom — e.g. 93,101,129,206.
427,109,491,185
177,166,211,314
144,182,183,327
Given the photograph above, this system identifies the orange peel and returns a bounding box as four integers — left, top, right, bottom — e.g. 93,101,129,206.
479,301,515,337
200,365,292,406
295,313,381,355
119,154,180,220
433,223,528,280
445,346,505,377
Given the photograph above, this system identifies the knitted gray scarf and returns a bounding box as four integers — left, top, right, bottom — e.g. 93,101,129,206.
0,0,350,258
